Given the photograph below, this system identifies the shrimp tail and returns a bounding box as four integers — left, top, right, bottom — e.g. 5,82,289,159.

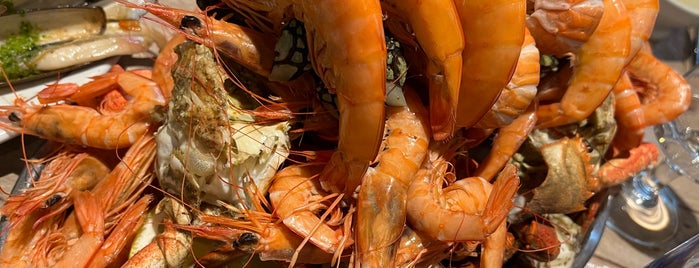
88,195,153,268
55,191,104,267
483,164,520,234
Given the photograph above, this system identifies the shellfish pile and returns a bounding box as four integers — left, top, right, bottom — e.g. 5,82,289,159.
0,0,691,267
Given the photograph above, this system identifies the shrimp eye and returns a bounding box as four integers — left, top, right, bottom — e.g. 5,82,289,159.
234,232,259,248
8,112,21,122
42,194,62,208
180,16,201,30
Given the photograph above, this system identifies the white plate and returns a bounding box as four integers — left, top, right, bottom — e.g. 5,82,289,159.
0,57,120,144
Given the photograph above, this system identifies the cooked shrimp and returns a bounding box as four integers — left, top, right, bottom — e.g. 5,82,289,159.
406,149,520,267
526,0,605,56
268,163,352,254
622,0,659,60
356,85,430,266
611,72,646,151
535,0,631,128
0,151,110,229
24,134,156,266
181,215,338,265
481,221,509,268
454,0,526,128
476,28,540,129
394,225,451,267
288,0,387,198
53,191,105,268
627,43,692,126
151,32,186,101
0,71,166,149
87,195,152,267
116,0,277,77
382,0,464,140
0,207,61,266
473,110,537,181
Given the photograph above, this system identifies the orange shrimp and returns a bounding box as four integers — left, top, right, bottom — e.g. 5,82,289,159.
622,0,658,60
47,192,151,267
1,151,110,229
526,0,605,56
151,32,186,101
0,71,166,149
382,0,464,140
288,0,387,198
473,109,537,181
0,206,62,266
394,226,451,267
406,149,520,267
116,0,277,77
535,0,631,128
37,66,152,107
268,163,353,255
454,0,526,129
87,195,152,267
611,72,646,151
356,86,430,266
180,215,338,265
53,191,105,267
476,28,540,129
626,43,692,126
22,134,156,267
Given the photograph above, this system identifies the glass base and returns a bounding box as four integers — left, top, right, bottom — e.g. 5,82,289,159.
606,184,680,249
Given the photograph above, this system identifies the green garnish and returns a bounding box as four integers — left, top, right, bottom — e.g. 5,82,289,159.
0,21,40,81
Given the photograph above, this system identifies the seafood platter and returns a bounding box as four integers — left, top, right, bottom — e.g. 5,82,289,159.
0,0,690,267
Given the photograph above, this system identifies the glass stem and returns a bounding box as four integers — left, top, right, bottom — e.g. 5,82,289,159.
621,169,660,208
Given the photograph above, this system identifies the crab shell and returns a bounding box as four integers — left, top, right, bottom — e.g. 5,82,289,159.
525,136,599,214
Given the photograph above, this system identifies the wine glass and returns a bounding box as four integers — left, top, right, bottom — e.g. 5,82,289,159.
605,53,699,249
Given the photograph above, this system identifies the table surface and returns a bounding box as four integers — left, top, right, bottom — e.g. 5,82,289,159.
0,38,697,268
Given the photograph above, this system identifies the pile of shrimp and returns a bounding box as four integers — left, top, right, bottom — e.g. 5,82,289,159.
0,0,692,267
